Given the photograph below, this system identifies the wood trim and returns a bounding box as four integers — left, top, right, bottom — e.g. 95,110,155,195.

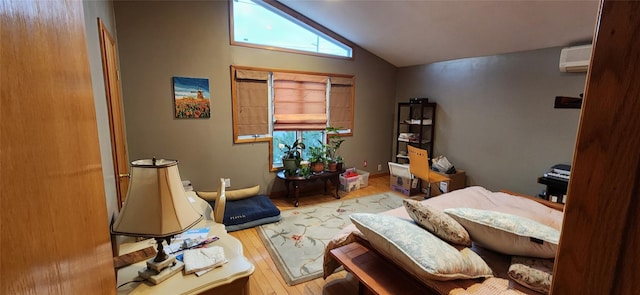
231,65,354,79
98,18,130,209
552,1,640,294
500,190,565,212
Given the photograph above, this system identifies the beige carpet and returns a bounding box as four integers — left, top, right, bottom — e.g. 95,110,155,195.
256,193,404,285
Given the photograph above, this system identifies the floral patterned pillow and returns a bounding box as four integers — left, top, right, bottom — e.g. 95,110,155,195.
403,199,471,246
350,213,493,282
509,256,554,294
444,208,560,258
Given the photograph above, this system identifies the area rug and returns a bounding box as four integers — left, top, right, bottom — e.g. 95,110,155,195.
256,192,404,286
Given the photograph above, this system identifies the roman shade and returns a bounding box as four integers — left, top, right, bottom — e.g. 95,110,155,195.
273,72,328,130
233,69,270,141
329,76,354,132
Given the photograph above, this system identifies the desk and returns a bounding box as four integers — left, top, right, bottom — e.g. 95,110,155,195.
537,176,568,204
277,170,342,207
116,221,254,295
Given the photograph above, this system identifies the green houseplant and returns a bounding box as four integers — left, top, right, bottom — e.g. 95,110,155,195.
279,139,305,176
307,143,327,173
325,127,346,171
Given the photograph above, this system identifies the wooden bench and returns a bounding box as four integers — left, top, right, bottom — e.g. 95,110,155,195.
330,242,437,295
330,241,541,295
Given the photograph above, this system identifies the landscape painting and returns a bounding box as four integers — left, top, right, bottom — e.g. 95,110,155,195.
173,76,211,119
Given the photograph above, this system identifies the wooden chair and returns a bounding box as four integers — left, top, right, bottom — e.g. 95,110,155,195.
407,145,449,198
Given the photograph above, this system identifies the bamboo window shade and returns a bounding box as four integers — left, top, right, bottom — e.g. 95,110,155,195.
329,76,354,131
234,69,269,138
273,72,328,130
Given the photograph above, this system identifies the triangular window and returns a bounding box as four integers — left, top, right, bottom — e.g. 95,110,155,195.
231,0,353,59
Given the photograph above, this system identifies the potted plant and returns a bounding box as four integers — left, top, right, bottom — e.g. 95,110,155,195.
325,127,346,171
279,139,305,176
307,143,327,173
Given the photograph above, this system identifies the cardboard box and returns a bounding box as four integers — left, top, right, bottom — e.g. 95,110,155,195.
388,162,466,197
390,174,420,196
430,170,466,196
388,162,420,196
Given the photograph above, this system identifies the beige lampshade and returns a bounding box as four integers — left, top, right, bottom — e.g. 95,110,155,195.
112,158,203,237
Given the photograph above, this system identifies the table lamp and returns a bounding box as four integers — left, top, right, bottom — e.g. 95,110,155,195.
111,158,203,284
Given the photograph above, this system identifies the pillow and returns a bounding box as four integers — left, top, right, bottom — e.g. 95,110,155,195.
349,213,493,282
403,199,471,246
444,208,560,258
508,256,554,294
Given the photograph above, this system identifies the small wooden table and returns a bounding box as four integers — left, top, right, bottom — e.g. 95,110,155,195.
116,221,255,295
277,170,342,207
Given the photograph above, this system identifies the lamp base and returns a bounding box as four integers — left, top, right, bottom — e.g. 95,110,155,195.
146,255,176,272
138,260,184,285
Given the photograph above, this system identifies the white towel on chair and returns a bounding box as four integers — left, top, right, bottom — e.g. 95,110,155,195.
183,246,227,275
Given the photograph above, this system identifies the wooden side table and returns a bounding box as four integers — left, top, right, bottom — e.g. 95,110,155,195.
116,221,254,295
277,170,342,207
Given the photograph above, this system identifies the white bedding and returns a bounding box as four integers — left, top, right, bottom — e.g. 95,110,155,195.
322,186,564,278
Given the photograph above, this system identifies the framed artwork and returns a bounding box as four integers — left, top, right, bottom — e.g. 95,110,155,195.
173,77,211,119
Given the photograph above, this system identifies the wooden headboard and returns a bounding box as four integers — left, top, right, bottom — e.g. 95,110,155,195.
501,190,564,212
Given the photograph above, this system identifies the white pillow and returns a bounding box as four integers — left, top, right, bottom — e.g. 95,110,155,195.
444,208,560,258
350,213,493,282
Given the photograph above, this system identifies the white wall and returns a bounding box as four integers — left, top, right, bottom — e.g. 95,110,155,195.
396,47,585,195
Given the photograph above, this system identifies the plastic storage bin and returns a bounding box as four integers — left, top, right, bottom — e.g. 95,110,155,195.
339,169,370,192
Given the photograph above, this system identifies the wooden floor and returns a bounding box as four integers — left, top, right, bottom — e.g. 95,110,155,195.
229,174,416,295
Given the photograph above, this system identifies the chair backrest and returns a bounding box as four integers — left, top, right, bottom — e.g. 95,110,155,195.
214,178,227,224
407,145,430,182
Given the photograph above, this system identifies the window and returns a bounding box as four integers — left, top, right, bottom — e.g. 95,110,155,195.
231,66,355,170
231,0,353,59
272,130,323,167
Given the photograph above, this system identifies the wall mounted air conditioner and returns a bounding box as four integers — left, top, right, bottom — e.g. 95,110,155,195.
559,44,592,72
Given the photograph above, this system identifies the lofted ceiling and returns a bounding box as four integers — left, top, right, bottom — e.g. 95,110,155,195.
277,0,600,67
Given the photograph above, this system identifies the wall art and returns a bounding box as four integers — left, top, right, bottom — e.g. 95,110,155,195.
173,76,211,119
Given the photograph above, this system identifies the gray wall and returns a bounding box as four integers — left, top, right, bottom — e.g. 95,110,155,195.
83,0,119,219
396,47,585,195
113,1,397,192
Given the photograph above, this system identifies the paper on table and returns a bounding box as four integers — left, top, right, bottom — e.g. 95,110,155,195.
183,246,227,275
175,228,210,240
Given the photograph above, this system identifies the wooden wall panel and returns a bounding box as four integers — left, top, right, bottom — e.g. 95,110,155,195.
1,0,116,294
552,1,640,294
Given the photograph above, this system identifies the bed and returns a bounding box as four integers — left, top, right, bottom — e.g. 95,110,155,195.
323,186,563,295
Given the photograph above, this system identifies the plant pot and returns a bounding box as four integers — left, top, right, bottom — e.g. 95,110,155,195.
311,162,325,173
328,162,338,172
282,158,299,176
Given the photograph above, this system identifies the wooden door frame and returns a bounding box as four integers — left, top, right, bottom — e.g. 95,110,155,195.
98,18,130,209
552,1,640,293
